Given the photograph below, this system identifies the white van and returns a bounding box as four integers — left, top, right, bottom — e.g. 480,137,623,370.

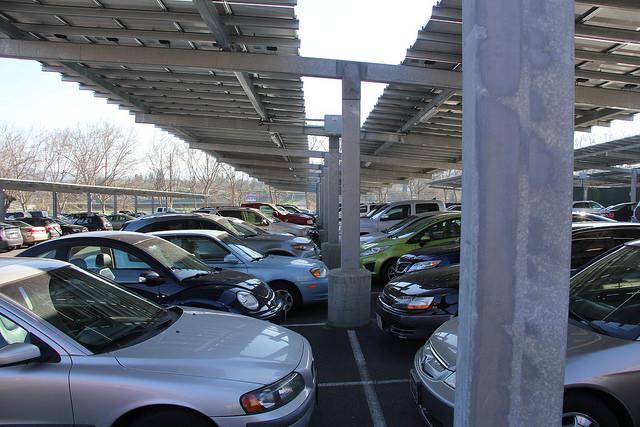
359,199,445,235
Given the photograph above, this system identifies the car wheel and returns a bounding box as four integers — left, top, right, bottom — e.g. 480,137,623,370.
125,408,211,427
270,281,301,313
380,259,399,285
562,394,620,427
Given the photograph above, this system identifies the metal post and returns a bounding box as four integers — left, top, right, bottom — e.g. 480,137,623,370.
134,195,138,214
112,195,118,214
327,63,371,328
86,193,92,213
0,190,5,219
456,0,574,425
631,169,637,203
51,192,58,218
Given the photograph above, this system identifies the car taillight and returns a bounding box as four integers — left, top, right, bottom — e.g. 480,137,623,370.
605,212,615,219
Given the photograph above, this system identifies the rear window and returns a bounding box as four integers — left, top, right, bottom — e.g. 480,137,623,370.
416,203,441,214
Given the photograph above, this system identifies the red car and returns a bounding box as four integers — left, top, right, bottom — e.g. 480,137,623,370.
241,202,315,226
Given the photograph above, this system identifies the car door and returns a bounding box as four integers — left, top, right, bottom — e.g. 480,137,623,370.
0,309,73,425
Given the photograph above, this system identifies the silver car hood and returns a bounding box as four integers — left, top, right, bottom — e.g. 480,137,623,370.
112,308,304,386
429,317,640,383
360,231,387,244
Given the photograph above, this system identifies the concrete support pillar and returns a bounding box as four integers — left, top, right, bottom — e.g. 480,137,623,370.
86,193,93,213
583,185,588,200
328,63,371,328
322,136,341,269
455,0,574,425
315,183,321,220
112,195,118,214
151,197,155,213
51,192,58,218
631,169,638,203
0,190,6,219
318,166,329,244
134,196,139,214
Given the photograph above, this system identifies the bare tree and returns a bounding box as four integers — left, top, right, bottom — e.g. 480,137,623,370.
222,165,252,206
147,133,187,207
185,149,221,203
0,123,41,210
408,179,429,199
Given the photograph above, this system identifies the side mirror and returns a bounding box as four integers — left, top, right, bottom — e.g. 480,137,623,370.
223,254,241,264
419,234,432,247
0,343,41,367
138,271,164,286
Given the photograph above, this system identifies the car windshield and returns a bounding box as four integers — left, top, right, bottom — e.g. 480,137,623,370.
381,215,419,234
221,234,264,261
226,219,262,237
366,204,388,218
570,245,640,340
135,237,211,272
0,266,178,354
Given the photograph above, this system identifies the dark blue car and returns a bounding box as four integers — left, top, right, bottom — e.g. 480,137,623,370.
393,241,461,277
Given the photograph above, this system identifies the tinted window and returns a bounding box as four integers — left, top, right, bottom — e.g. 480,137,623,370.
383,205,410,221
571,230,616,270
590,201,604,209
259,206,275,217
243,210,265,225
140,219,203,232
416,203,441,214
196,220,226,232
112,248,151,269
164,236,229,262
0,313,28,349
573,202,589,209
218,209,243,220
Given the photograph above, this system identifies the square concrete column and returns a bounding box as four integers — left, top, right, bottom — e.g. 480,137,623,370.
328,63,371,328
134,196,138,214
51,192,58,218
86,193,93,213
112,195,118,214
631,169,637,203
318,166,330,244
151,197,155,213
455,0,574,425
322,135,342,269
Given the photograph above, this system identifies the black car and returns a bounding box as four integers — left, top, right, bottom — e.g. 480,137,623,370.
53,217,89,235
21,216,63,238
601,201,635,221
378,223,640,339
73,213,114,231
21,231,284,322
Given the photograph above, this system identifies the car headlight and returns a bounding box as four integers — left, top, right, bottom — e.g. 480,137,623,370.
407,260,442,273
310,267,326,278
392,296,434,310
236,291,259,310
444,371,456,389
360,246,387,257
240,372,305,414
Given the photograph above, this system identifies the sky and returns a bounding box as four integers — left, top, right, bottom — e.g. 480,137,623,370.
0,0,436,159
1,0,639,157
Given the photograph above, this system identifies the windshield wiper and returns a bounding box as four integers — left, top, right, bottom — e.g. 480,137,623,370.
568,308,610,336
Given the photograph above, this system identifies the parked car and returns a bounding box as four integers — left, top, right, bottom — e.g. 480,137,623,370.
572,200,605,214
359,200,446,235
72,213,113,231
601,201,635,221
21,216,63,238
572,212,616,222
20,232,284,322
0,257,315,427
216,206,318,241
3,220,48,246
4,211,30,220
377,222,640,339
122,213,320,258
242,202,315,226
361,212,461,283
53,217,89,235
0,222,23,251
410,240,640,426
360,212,444,245
105,213,136,230
152,230,328,313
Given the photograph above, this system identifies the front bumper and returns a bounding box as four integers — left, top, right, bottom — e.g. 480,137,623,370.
252,295,286,324
411,347,455,427
298,278,328,304
376,298,451,339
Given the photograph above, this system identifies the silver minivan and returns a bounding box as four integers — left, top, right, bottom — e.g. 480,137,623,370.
359,200,446,235
0,258,316,427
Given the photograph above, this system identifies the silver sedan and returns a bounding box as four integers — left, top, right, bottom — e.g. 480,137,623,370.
0,258,316,427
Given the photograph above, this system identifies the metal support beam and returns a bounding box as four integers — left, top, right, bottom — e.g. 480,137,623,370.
399,89,457,133
51,192,58,218
0,39,463,89
575,108,623,127
456,0,574,425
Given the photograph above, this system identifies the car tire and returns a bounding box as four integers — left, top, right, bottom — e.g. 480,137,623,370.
126,408,212,427
562,393,620,427
270,281,301,313
380,259,399,285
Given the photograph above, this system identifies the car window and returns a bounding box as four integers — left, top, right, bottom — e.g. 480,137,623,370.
243,210,264,225
141,219,202,232
383,205,410,221
360,206,368,214
416,203,441,214
112,248,152,269
34,249,57,259
259,206,275,216
571,230,616,270
69,246,108,269
0,313,29,349
164,236,229,261
573,202,589,209
197,220,226,232
590,202,604,209
416,218,461,241
218,209,243,220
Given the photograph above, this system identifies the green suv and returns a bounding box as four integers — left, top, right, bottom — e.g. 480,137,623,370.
360,212,461,283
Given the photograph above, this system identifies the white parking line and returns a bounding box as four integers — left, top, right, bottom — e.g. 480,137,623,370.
347,329,388,427
319,379,408,388
282,322,326,327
